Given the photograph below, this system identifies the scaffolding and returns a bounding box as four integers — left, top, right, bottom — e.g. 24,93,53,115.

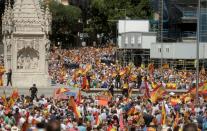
117,49,150,66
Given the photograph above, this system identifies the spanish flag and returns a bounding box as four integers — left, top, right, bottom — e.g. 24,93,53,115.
119,69,126,76
170,97,181,106
0,66,5,86
201,82,207,94
127,107,137,116
150,85,166,103
69,97,81,119
8,97,15,108
173,112,179,129
81,75,89,90
151,82,157,89
95,112,100,126
1,90,8,107
148,63,154,74
76,89,81,105
83,64,92,74
188,82,206,94
56,87,69,95
11,88,19,100
161,102,166,125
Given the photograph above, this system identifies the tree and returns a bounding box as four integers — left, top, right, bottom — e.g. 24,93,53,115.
47,0,82,48
89,0,153,43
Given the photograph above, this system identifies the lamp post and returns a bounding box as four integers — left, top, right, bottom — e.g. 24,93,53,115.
196,0,201,104
160,0,164,72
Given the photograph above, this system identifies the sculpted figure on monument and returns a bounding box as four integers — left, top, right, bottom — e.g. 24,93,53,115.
5,36,11,52
17,40,40,70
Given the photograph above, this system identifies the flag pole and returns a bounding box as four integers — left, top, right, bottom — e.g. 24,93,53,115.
196,0,200,104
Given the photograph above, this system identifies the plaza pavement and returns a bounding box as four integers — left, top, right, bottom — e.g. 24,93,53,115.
0,86,188,97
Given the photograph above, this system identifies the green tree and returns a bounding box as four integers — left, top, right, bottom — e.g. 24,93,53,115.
47,1,82,48
89,0,153,42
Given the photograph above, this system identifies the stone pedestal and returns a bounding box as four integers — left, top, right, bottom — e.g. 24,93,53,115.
2,0,51,88
13,73,49,88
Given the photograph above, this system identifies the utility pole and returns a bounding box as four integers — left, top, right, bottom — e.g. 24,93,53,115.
196,0,201,104
159,0,164,71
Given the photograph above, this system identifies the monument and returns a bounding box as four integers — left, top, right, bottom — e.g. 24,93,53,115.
2,0,51,87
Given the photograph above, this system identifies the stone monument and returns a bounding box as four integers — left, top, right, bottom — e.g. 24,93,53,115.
2,0,51,87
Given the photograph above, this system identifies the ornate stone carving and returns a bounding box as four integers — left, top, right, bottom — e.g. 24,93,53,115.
2,0,51,87
17,39,40,70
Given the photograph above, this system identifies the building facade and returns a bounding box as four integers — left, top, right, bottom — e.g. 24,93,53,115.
117,20,156,66
150,42,207,69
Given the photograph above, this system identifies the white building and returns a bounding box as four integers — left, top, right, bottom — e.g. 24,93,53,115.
117,20,156,66
150,42,207,69
118,20,156,49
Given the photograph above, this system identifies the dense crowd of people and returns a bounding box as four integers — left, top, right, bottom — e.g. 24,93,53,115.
0,46,207,131
0,91,207,131
48,46,207,91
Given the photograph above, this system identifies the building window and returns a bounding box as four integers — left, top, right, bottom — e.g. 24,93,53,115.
166,48,169,53
158,48,161,53
131,36,135,44
137,36,142,43
125,36,128,44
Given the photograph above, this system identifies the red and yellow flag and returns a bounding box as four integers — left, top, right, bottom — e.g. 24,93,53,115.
56,87,69,95
148,63,154,74
1,90,8,107
161,102,166,125
170,97,181,106
188,82,207,95
0,66,5,86
11,88,19,100
95,112,100,126
81,76,90,90
76,89,81,105
83,64,92,74
69,97,81,119
150,85,166,103
127,107,137,116
173,112,179,129
151,82,157,89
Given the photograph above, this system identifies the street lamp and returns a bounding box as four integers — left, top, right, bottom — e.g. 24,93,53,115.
160,0,164,72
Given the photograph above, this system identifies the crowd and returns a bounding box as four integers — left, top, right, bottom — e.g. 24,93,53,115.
48,46,207,91
0,90,207,131
0,46,207,131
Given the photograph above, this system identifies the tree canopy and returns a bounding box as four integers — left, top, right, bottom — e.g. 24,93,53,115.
87,0,153,42
48,0,82,47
